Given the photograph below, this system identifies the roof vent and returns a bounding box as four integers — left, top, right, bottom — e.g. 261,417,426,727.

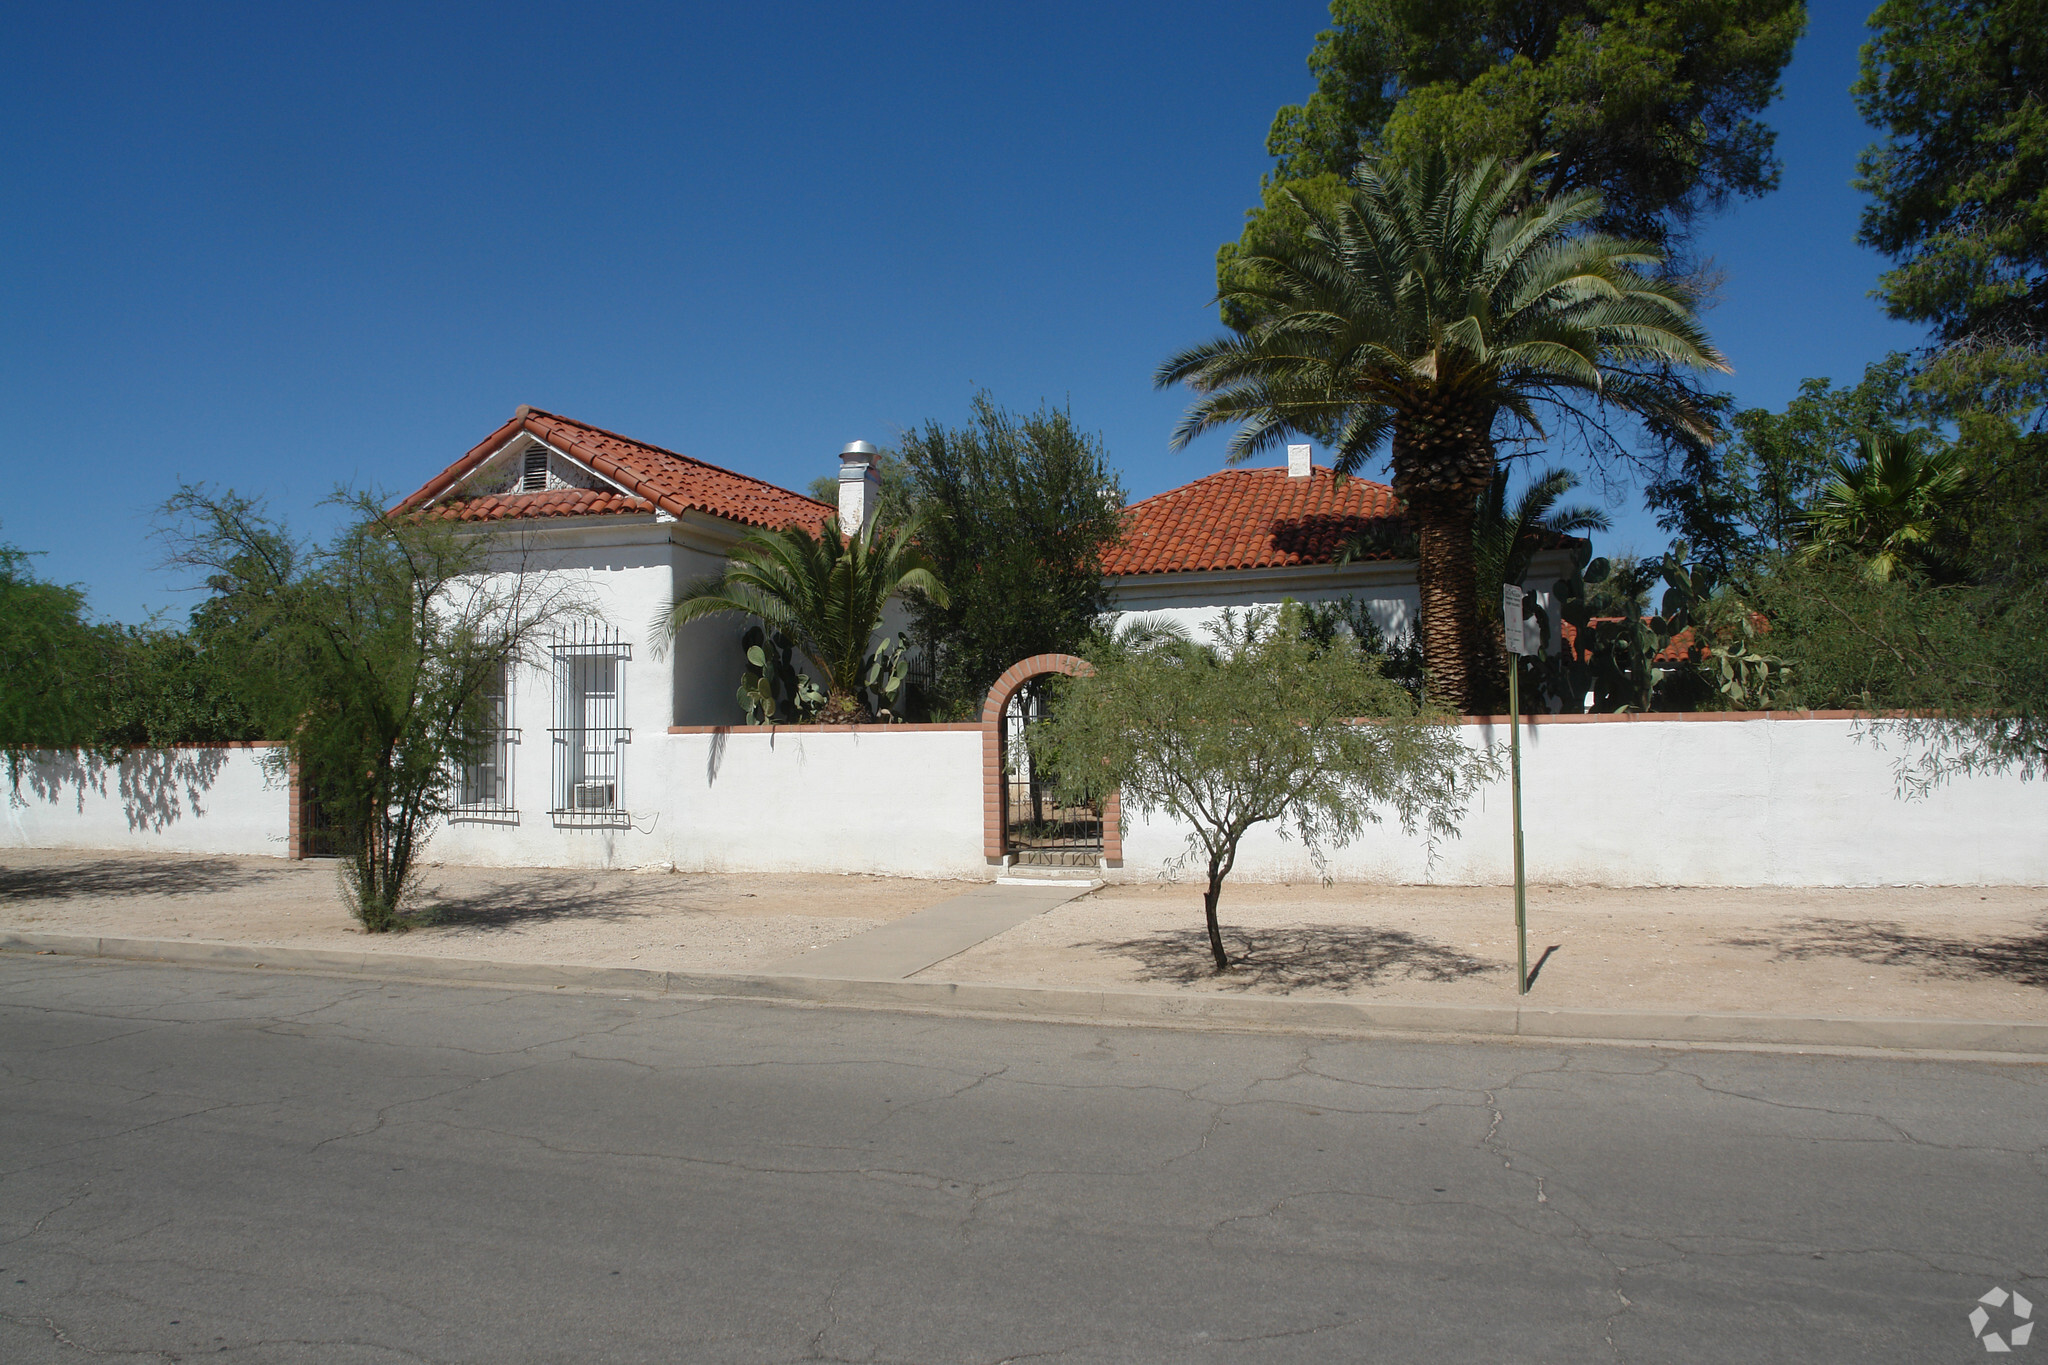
522,447,549,493
1287,444,1312,479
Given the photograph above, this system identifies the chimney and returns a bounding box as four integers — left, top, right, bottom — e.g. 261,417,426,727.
838,440,881,533
1287,443,1313,478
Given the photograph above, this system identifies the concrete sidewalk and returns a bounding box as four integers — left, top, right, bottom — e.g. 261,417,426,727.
764,882,1093,979
4,930,2045,1059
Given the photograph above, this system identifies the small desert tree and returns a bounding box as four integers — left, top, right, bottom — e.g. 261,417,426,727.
1029,607,1488,972
0,538,103,788
162,488,586,931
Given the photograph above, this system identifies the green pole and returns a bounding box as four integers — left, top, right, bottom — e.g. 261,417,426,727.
1510,656,1528,995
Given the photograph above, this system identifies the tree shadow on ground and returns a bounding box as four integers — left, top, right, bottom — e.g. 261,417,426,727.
405,874,685,931
1724,917,2048,990
0,857,279,902
1083,923,1501,993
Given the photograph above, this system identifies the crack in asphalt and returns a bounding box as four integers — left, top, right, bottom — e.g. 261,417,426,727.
3,957,2041,1364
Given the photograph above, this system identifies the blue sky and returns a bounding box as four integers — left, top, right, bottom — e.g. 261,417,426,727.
3,1,1924,624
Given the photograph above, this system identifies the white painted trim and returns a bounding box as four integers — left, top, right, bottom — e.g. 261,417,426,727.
1109,546,1579,605
428,432,642,506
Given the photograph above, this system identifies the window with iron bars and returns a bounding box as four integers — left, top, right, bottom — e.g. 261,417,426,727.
453,662,519,820
550,624,632,822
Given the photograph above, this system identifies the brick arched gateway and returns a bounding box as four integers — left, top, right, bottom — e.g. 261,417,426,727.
981,654,1121,867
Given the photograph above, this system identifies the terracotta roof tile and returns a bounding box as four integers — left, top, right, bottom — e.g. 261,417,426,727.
393,409,833,533
1103,466,1406,576
432,489,655,522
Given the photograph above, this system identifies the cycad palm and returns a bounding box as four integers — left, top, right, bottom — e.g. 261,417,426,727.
1158,154,1726,711
1800,430,1966,581
660,514,948,722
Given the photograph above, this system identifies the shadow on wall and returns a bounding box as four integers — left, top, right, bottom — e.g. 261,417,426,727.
1725,916,2048,991
15,748,239,834
1085,923,1500,993
0,855,279,902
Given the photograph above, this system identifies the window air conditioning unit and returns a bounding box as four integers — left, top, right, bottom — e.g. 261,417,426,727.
571,781,616,810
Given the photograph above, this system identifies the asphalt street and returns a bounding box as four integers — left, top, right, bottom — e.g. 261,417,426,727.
0,955,2042,1364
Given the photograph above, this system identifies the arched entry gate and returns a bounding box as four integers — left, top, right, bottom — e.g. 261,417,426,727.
980,654,1121,869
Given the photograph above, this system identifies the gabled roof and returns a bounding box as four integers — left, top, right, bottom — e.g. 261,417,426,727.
393,408,834,533
1104,466,1407,576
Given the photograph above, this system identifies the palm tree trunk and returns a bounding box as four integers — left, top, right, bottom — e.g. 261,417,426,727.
1410,489,1483,712
1393,409,1497,714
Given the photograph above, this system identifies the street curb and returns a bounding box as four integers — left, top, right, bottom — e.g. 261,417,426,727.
4,929,2044,1058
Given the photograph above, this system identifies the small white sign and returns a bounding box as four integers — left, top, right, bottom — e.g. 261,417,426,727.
1502,585,1527,655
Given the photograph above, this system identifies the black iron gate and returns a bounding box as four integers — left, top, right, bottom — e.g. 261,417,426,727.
1001,681,1103,867
299,777,341,858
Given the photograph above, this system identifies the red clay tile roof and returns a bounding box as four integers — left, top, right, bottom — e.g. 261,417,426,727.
393,409,833,533
1103,466,1406,576
432,489,655,522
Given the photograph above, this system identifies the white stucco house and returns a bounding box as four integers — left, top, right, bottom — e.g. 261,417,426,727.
16,408,2048,887
384,410,1570,845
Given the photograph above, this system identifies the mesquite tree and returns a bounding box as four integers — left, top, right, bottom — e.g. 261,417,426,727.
1028,606,1489,972
162,487,587,931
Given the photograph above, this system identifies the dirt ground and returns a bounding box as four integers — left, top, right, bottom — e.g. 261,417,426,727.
3,848,2045,1022
0,848,976,974
922,880,2048,1021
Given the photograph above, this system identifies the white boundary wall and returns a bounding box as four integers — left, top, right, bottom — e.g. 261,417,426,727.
6,719,2046,886
429,726,987,878
3,747,289,859
1122,716,2048,887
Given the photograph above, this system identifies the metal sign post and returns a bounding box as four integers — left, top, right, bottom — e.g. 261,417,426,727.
1502,585,1530,996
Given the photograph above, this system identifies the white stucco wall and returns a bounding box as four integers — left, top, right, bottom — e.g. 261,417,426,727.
9,719,2043,889
428,725,986,877
3,747,289,858
1119,716,2048,887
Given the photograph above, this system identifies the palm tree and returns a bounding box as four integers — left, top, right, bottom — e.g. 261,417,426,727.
1800,429,1966,581
1157,154,1726,711
659,513,948,723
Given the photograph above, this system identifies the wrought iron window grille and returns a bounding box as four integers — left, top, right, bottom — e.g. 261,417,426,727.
452,663,520,823
549,623,632,825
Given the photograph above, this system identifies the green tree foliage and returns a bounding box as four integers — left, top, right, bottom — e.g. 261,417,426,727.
1224,0,1805,296
0,541,101,782
899,396,1126,716
1855,0,2047,352
1799,429,1969,581
162,488,585,932
1645,355,1920,577
1028,607,1486,972
1161,154,1724,712
0,533,265,789
1749,556,2046,791
1855,0,2048,594
661,514,947,724
93,624,261,748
